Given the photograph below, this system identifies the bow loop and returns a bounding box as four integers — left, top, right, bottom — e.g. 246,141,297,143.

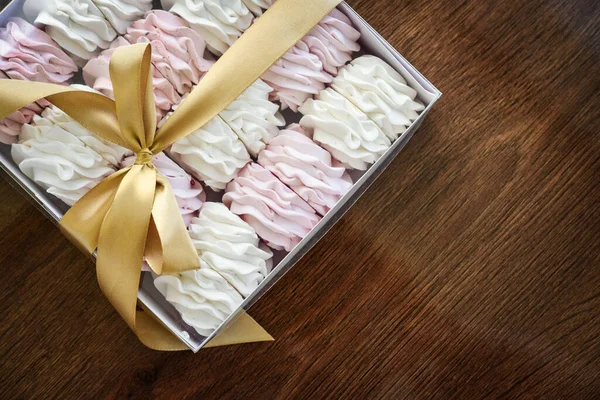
110,44,157,152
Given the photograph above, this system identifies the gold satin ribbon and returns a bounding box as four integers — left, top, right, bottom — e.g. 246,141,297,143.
0,0,343,350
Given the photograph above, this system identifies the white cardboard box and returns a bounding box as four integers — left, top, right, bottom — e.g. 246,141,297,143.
0,0,441,351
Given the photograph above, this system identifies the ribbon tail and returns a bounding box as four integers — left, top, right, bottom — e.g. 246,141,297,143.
149,173,200,275
134,309,273,351
144,217,164,275
205,311,274,348
93,165,161,341
135,308,190,351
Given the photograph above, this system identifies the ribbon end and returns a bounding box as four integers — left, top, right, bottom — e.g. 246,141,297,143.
204,311,274,348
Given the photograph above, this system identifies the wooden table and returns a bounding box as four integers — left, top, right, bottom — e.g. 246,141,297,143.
1,0,599,398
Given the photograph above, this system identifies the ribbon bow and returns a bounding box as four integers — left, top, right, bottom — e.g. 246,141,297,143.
0,0,342,350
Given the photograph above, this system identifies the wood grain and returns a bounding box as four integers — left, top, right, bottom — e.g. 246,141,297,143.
1,0,599,398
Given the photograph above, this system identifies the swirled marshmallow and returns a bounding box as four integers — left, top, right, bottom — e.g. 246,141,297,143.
23,0,118,61
261,42,331,112
125,10,214,94
83,37,181,120
331,55,424,140
0,71,44,144
258,124,353,216
219,79,285,157
261,9,360,111
303,9,360,75
11,105,128,205
162,0,253,56
0,18,78,84
189,202,272,296
168,113,251,191
223,162,321,251
92,0,152,34
31,104,130,165
0,103,43,145
299,88,390,170
154,265,243,336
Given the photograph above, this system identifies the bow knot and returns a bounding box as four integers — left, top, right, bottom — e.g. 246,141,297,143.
135,148,154,165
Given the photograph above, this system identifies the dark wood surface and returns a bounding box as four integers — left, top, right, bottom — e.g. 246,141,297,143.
1,0,599,398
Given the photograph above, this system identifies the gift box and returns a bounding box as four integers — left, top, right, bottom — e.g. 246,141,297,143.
0,0,440,352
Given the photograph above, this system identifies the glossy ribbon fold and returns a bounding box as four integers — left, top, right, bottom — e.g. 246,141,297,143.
0,0,343,350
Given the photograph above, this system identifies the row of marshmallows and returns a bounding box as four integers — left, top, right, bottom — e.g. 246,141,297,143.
1,1,424,336
21,0,361,112
21,0,276,62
